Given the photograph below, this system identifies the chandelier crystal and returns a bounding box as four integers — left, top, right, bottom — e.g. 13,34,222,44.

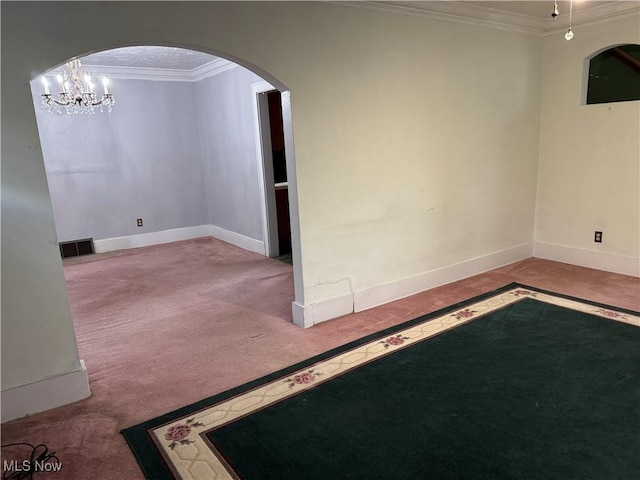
41,60,115,114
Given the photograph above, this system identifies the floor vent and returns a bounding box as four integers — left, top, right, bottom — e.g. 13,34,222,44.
60,238,95,259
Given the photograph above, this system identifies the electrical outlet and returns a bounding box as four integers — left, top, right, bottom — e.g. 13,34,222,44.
137,218,143,227
594,231,602,243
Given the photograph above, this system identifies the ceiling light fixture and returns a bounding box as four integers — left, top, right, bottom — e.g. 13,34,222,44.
551,1,559,19
565,0,574,41
40,59,115,114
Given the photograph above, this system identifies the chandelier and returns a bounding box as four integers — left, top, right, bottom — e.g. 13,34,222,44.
40,60,115,114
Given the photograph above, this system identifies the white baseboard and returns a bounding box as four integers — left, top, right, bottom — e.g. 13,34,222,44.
1,360,90,423
208,225,265,255
291,242,532,328
292,294,354,328
94,225,211,253
291,302,307,328
533,241,639,277
354,242,533,312
93,225,265,256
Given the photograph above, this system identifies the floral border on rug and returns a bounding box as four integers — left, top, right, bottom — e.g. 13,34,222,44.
146,287,639,480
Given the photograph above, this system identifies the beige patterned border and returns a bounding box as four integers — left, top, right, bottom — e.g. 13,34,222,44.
149,287,639,480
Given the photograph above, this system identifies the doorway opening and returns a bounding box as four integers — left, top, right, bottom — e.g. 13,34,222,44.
30,45,304,320
253,84,292,263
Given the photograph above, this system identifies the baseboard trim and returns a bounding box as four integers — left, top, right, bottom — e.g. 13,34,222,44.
292,294,354,328
93,225,265,256
94,225,211,253
292,243,532,328
354,242,533,312
533,242,639,277
1,360,91,423
208,225,265,255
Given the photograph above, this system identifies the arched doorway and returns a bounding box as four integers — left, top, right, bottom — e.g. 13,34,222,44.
26,45,306,413
30,44,303,309
2,0,315,422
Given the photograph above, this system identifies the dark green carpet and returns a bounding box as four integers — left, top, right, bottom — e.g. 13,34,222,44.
122,284,639,480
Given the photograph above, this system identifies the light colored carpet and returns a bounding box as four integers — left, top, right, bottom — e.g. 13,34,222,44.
1,237,638,479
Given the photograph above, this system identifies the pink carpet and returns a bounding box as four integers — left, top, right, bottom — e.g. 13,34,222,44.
2,237,638,479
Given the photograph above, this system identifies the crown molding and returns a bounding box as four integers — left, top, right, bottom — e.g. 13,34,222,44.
81,58,238,82
44,2,640,84
191,58,238,81
333,1,640,36
333,1,541,34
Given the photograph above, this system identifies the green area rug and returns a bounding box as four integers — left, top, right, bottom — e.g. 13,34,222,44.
122,283,639,479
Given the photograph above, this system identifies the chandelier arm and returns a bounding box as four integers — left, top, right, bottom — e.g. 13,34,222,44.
40,60,115,114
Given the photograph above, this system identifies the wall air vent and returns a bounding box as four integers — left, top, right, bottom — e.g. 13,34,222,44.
59,238,95,259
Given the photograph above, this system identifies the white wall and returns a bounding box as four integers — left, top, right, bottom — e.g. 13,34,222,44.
196,67,266,240
535,15,640,276
2,1,545,418
32,68,268,250
33,80,209,242
290,7,542,306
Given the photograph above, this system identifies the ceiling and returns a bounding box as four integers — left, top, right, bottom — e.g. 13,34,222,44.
77,1,638,71
82,46,218,70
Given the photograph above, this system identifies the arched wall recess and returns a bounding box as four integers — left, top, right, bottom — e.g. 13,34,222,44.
582,43,640,105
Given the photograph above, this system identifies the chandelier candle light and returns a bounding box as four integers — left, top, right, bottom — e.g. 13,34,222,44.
41,60,115,114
